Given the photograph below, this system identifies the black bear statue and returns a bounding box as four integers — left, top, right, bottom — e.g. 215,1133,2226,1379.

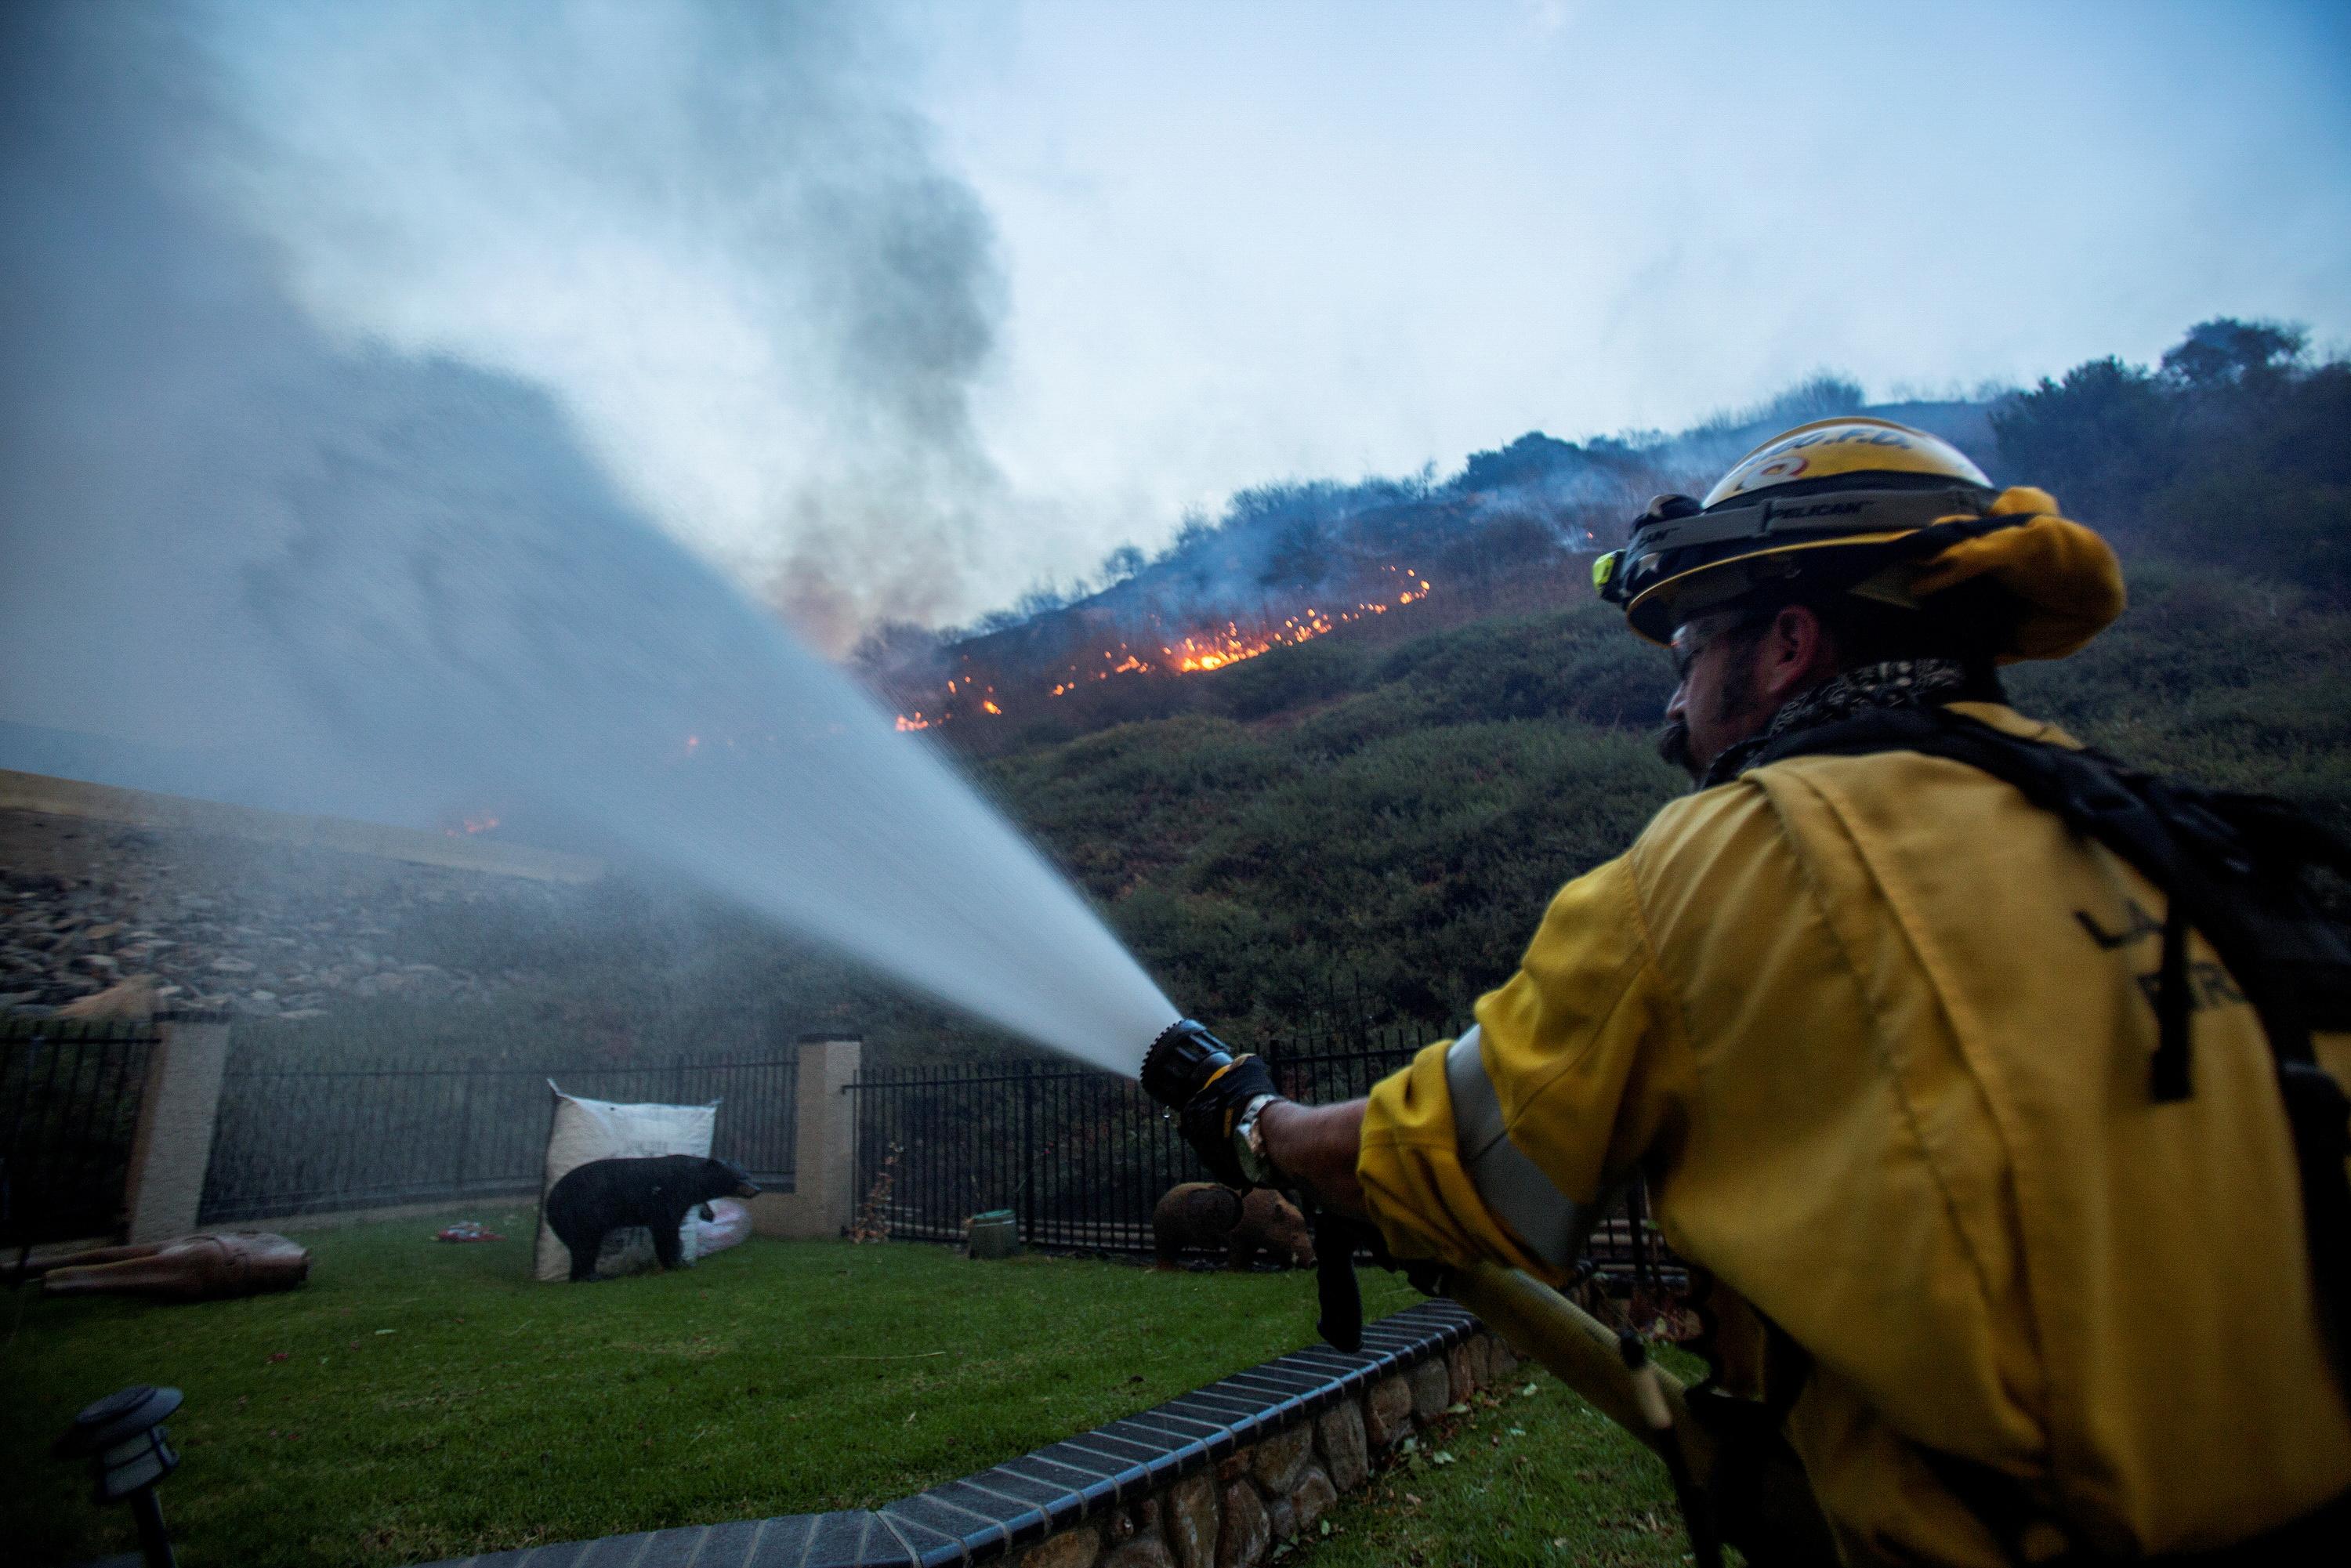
545,1154,761,1282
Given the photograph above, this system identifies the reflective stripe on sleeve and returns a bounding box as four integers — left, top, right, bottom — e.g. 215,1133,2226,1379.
1444,1027,1591,1270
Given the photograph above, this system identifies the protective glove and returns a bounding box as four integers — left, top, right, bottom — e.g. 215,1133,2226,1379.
1145,1019,1407,1353
1140,1019,1282,1187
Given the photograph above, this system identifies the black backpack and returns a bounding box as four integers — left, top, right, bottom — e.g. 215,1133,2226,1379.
1751,704,2351,1367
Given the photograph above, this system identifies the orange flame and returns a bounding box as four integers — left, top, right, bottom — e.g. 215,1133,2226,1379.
895,565,1433,730
1154,567,1432,673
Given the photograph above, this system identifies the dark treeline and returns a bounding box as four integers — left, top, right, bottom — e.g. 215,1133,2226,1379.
1993,317,2349,598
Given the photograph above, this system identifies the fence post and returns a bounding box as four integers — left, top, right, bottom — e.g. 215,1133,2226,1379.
1628,1180,1656,1297
748,1034,861,1240
1020,1062,1035,1247
122,1011,232,1244
451,1058,480,1193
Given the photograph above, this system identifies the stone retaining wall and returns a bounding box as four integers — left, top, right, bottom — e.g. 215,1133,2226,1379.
1013,1327,1520,1568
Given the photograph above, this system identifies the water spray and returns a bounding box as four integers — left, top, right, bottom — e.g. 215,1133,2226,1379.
6,6,1183,1077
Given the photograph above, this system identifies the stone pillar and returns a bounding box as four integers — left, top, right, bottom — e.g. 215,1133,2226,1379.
748,1034,862,1240
799,1034,863,1236
123,1011,232,1243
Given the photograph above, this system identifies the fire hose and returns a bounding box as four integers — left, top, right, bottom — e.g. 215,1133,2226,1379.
1438,1258,1833,1565
1143,1018,1834,1566
1439,1257,1720,1563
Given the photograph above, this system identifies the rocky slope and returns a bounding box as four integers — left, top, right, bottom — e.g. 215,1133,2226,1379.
1,808,564,1019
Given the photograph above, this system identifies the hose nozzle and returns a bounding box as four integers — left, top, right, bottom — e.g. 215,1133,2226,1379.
1141,1017,1240,1110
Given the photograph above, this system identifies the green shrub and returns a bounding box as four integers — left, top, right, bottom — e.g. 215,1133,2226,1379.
1209,636,1371,719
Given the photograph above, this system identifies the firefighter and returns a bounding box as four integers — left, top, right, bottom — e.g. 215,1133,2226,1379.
1154,418,2351,1563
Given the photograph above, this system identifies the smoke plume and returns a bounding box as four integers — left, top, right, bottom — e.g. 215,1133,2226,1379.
2,1,1005,791
201,0,1011,651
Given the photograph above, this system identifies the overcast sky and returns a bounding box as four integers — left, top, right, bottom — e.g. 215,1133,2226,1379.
202,0,2351,634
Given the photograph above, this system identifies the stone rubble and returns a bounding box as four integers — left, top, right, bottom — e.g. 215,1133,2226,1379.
1,816,563,1021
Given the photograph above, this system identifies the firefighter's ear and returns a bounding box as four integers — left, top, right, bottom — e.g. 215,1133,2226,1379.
1755,603,1838,704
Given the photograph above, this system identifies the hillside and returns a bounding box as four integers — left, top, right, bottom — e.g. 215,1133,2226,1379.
874,318,2346,771
958,318,2351,1030
9,319,2341,1061
863,382,1996,754
975,563,2351,1033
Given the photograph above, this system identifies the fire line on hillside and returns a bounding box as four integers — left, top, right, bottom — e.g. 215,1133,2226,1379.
893,565,1433,733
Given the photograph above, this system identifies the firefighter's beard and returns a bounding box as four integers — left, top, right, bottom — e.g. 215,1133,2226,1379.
1659,654,1776,788
1657,718,1700,784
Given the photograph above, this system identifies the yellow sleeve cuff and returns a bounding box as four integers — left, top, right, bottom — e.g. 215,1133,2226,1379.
1357,1037,1559,1281
1353,851,1668,1287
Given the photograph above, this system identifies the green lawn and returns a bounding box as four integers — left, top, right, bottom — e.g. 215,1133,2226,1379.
5,1216,1699,1567
1304,1357,1719,1568
6,1216,1363,1566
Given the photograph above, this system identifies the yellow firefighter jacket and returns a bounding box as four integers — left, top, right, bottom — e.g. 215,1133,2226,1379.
1356,702,2351,1563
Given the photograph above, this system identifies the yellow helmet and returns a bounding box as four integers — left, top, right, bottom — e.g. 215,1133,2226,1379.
1591,416,2125,660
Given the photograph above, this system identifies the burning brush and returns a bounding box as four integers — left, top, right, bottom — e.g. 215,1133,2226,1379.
894,567,1435,730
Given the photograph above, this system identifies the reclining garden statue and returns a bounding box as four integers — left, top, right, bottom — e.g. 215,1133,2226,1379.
28,1232,313,1301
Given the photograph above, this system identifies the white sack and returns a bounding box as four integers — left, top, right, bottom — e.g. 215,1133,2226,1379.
533,1082,719,1282
690,1196,753,1256
593,1218,697,1278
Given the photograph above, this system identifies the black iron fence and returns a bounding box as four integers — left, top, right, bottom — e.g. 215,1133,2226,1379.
846,1024,1675,1284
2,1018,158,1249
198,1050,799,1224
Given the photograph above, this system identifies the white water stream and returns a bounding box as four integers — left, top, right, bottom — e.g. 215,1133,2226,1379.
257,456,1184,1076
2,6,1181,1074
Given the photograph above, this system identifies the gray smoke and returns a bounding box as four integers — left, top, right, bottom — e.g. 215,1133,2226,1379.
2,4,349,806
201,0,1010,651
1,2,1003,794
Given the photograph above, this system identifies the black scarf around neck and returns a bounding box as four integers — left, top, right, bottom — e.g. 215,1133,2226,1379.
1701,658,1971,788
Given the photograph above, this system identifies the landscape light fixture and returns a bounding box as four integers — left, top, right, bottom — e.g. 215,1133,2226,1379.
53,1383,183,1568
